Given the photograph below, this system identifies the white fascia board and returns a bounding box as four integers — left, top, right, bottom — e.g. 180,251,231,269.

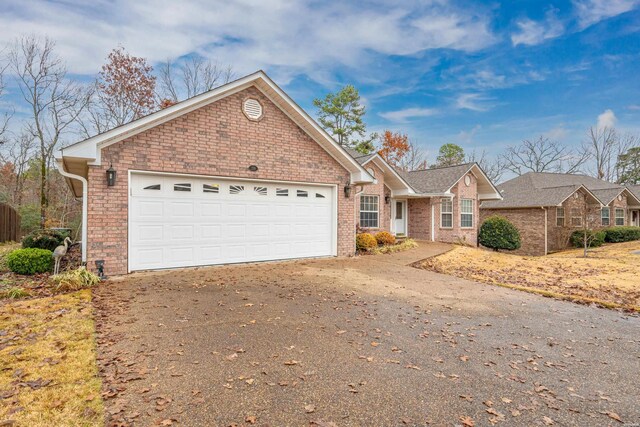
362,155,415,193
478,192,503,200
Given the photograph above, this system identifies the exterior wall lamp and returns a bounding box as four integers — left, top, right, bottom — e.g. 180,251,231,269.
248,165,259,172
106,164,116,187
344,184,352,198
385,195,390,204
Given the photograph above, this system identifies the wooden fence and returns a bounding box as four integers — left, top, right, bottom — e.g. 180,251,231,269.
0,203,20,243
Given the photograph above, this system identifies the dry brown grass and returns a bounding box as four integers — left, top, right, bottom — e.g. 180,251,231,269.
420,241,640,311
0,290,103,426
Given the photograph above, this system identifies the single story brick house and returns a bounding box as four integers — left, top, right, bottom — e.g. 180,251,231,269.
345,149,502,246
480,172,640,256
56,70,501,275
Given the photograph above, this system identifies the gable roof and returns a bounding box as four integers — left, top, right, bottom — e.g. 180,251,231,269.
398,163,502,200
58,70,374,197
628,185,640,200
481,172,632,209
343,148,414,195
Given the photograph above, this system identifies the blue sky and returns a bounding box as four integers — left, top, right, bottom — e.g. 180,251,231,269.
1,0,639,164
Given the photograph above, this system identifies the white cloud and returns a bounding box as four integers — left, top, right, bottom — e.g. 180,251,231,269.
597,109,617,128
456,125,482,144
0,0,497,85
379,107,439,123
511,9,564,46
628,104,640,110
544,125,568,140
455,93,493,112
573,0,640,28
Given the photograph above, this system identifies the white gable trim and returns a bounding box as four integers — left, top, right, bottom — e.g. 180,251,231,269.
446,163,502,201
557,185,603,207
360,154,415,194
59,71,373,185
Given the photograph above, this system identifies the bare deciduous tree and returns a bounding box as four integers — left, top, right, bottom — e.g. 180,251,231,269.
0,131,36,206
466,149,504,183
158,56,234,103
584,126,617,181
398,140,427,171
9,35,90,228
0,59,12,145
501,136,589,176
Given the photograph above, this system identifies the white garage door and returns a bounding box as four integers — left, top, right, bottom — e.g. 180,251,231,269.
129,173,336,271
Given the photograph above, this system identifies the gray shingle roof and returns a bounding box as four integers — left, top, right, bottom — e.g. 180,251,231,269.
482,172,627,209
344,147,376,165
628,185,640,200
399,163,475,194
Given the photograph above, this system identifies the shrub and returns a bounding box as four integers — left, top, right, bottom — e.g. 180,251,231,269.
375,231,396,246
52,267,100,292
6,248,53,275
478,216,521,251
603,226,640,243
22,229,67,251
2,287,30,299
371,238,418,254
356,233,378,250
570,229,606,248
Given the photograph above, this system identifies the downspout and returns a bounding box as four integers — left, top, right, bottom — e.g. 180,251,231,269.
56,160,88,264
542,207,548,255
431,202,435,242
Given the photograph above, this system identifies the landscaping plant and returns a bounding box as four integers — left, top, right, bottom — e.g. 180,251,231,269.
570,229,606,248
603,226,640,243
478,216,521,251
52,266,101,292
6,248,53,275
356,232,378,250
374,231,396,246
372,238,418,254
22,229,68,251
2,286,31,299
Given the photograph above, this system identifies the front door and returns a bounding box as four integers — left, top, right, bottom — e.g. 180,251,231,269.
633,210,639,227
394,200,406,235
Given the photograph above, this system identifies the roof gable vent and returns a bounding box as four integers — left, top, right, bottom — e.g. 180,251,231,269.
242,98,263,121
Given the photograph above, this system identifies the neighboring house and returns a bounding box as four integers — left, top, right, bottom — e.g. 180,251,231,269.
346,148,502,246
481,172,640,256
56,71,375,275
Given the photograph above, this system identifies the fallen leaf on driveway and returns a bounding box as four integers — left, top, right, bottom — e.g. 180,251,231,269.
284,360,299,366
599,411,622,422
336,330,347,335
245,415,256,424
305,404,316,413
543,416,554,425
370,342,379,347
459,395,473,401
459,415,475,426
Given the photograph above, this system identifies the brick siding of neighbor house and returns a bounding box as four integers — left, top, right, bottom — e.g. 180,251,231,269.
434,172,480,246
86,86,355,275
356,162,391,233
547,190,597,253
479,207,547,256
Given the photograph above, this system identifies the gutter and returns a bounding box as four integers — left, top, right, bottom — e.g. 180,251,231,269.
55,159,88,264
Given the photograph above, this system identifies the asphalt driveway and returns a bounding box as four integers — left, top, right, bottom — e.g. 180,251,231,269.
94,242,640,427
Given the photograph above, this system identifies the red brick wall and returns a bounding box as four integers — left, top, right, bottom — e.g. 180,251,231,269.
408,198,431,239
479,208,547,255
433,172,479,245
86,85,355,275
356,162,390,233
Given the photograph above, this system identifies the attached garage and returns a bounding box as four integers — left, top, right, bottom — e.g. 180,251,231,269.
56,71,374,275
129,172,336,271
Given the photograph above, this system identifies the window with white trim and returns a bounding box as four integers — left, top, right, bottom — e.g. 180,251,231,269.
360,195,379,228
556,207,565,226
460,199,473,228
615,208,625,226
601,207,610,226
571,208,582,227
441,198,453,228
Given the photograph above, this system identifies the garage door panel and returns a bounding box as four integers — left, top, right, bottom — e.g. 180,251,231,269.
129,174,335,271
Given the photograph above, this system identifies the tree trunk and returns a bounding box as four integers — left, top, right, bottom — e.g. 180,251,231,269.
40,156,47,229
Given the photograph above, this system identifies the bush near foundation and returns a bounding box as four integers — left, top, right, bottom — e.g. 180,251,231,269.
356,233,377,250
478,216,521,251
